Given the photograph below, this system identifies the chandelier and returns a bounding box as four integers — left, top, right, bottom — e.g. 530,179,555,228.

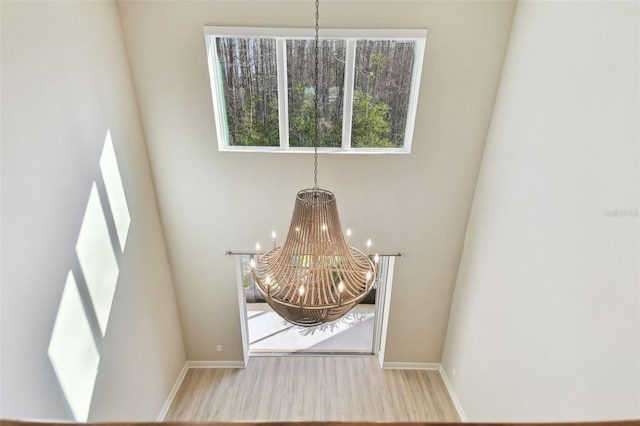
252,0,377,327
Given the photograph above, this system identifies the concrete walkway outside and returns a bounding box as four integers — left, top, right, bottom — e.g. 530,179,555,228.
247,303,375,353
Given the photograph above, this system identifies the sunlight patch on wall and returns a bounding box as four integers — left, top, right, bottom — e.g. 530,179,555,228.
99,130,130,252
49,129,132,420
48,271,100,422
76,185,120,337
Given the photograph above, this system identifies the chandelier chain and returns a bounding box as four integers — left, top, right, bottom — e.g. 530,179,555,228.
313,0,319,189
252,0,377,327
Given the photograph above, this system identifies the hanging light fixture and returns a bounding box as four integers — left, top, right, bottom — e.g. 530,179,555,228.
252,0,377,327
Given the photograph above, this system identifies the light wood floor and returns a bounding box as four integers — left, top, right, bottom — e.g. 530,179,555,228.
164,356,460,422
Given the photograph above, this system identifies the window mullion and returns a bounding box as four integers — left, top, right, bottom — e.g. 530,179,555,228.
341,39,356,151
276,38,289,149
207,36,230,151
401,37,425,154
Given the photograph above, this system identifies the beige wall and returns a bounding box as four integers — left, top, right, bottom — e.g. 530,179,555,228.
442,0,639,421
1,0,185,420
116,0,515,362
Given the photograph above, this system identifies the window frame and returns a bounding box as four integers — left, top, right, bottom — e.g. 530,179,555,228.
204,27,427,154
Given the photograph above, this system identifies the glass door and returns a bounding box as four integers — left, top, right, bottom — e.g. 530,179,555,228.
237,254,392,355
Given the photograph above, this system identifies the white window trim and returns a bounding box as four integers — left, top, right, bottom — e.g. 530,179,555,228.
204,27,427,154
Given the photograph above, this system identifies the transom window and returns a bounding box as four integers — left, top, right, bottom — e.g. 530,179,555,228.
204,28,427,153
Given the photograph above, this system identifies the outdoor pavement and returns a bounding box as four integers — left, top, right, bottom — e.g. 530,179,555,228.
247,303,375,353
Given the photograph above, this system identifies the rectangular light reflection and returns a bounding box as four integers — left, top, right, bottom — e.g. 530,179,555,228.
99,130,130,252
48,271,100,421
76,183,119,336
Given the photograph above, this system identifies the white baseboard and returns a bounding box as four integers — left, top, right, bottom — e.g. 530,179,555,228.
382,361,441,370
156,362,189,421
186,360,247,368
381,362,467,422
158,360,465,422
438,365,468,422
156,359,247,420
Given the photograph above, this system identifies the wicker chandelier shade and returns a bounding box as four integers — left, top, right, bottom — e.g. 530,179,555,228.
254,189,376,326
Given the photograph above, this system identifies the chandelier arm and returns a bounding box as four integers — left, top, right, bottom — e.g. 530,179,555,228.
343,261,375,294
341,255,373,297
302,275,309,305
328,270,337,304
341,276,359,297
342,281,363,298
259,249,293,299
257,265,374,308
255,263,374,311
313,272,320,305
276,270,297,300
328,280,338,305
315,274,323,305
271,251,291,281
257,282,373,310
271,287,284,299
320,270,330,304
308,271,315,305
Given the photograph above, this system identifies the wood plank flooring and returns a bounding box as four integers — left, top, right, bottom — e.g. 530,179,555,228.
165,357,460,422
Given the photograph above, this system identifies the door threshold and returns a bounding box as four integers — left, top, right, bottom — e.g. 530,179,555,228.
249,351,375,357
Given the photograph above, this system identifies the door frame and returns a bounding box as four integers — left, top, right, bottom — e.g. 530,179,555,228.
234,254,396,361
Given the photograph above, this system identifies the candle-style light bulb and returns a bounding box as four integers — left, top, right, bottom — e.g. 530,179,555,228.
265,275,272,298
321,224,327,231
366,270,372,281
271,230,277,248
366,238,372,255
346,228,352,244
299,286,305,296
256,242,261,252
374,253,380,264
337,281,345,293
250,258,256,269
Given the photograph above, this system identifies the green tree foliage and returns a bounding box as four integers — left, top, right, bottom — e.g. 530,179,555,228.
287,39,345,148
351,92,393,148
289,83,343,147
217,37,280,147
353,40,413,147
215,37,413,149
227,97,279,146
